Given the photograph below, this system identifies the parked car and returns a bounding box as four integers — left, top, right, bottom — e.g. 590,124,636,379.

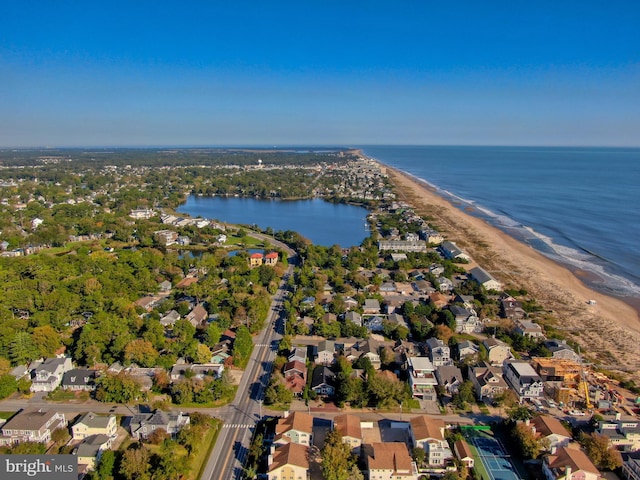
569,410,586,416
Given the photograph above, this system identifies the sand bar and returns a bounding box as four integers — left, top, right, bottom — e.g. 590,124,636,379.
376,161,640,381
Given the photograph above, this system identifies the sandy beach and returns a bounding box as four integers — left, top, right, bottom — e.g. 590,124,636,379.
379,162,640,381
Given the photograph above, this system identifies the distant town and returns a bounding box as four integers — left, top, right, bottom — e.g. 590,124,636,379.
0,148,638,480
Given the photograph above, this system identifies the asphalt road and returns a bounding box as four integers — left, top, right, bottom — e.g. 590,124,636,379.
200,264,291,480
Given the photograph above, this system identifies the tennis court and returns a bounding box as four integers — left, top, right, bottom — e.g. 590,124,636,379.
464,431,523,480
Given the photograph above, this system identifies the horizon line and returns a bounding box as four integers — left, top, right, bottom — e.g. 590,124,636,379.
2,143,640,150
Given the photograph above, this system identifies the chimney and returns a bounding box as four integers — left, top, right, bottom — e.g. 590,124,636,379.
565,466,572,480
283,411,289,418
615,412,621,421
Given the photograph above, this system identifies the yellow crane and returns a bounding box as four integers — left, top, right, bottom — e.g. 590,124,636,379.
578,346,593,410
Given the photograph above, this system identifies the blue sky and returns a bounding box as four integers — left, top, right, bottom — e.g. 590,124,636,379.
1,1,639,147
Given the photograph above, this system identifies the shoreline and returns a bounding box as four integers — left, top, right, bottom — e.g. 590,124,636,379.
374,160,640,380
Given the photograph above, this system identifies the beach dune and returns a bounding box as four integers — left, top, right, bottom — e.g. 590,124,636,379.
382,163,640,381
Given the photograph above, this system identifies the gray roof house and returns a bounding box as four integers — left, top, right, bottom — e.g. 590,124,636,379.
160,310,181,327
0,409,67,446
129,410,190,440
30,357,73,392
311,366,336,396
435,365,464,395
345,311,362,326
62,369,97,391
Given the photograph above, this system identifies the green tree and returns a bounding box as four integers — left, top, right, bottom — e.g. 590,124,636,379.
0,374,18,399
123,339,159,367
412,446,426,466
93,449,115,480
580,432,623,470
452,381,476,409
512,422,541,459
95,373,143,403
321,429,357,480
232,326,253,367
10,332,38,365
119,445,151,480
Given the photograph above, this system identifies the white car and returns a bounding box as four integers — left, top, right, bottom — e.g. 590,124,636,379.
569,410,586,416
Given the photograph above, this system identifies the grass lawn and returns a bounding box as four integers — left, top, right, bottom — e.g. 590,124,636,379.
0,412,16,420
45,389,90,402
193,419,222,480
175,386,238,408
403,398,421,410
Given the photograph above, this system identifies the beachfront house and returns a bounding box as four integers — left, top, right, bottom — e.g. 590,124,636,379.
469,266,502,291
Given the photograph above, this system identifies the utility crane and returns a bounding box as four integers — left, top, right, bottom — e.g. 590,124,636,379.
578,346,593,410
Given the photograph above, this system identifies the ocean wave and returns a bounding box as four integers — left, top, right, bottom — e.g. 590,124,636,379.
517,226,640,297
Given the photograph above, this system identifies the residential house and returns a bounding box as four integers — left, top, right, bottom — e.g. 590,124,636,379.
353,338,381,369
343,297,358,311
435,365,464,395
456,341,480,361
450,305,483,334
129,410,190,440
622,452,640,480
264,252,279,266
440,241,470,262
333,414,362,455
542,445,600,480
283,360,307,397
267,443,309,480
158,280,172,293
186,304,208,328
500,294,526,319
61,369,97,391
274,412,313,446
380,282,397,294
407,357,437,400
72,412,118,441
544,339,580,362
154,230,178,246
503,360,544,400
410,415,453,466
284,360,306,379
366,442,419,480
363,299,381,314
436,276,454,293
597,419,640,452
160,310,181,327
469,267,502,291
344,311,362,326
429,292,450,309
134,296,161,312
470,362,509,400
249,253,264,267
311,366,335,396
515,320,545,339
482,338,513,366
365,315,385,332
315,340,335,365
0,409,67,446
378,240,427,253
454,439,475,468
530,416,572,453
76,434,113,473
426,338,452,367
288,347,308,364
30,357,73,392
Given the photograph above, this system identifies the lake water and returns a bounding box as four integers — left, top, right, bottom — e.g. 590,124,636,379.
177,196,369,247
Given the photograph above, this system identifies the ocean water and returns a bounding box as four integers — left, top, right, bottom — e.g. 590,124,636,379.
361,146,640,300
